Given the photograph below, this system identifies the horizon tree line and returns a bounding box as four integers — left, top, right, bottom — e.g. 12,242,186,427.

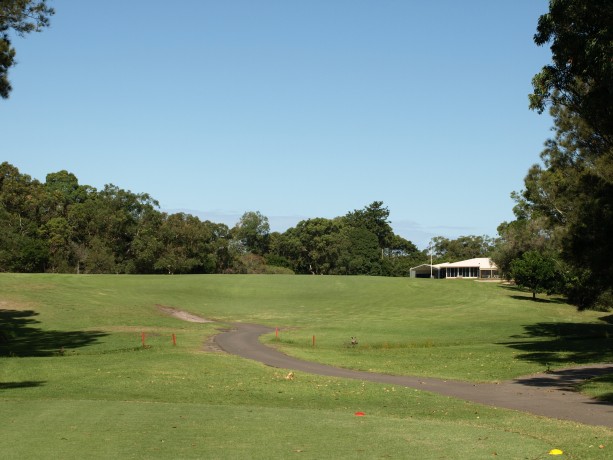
0,162,499,278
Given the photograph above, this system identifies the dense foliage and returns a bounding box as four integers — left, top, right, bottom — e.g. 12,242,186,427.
510,251,560,300
529,0,613,142
429,235,496,264
0,163,436,275
495,0,613,309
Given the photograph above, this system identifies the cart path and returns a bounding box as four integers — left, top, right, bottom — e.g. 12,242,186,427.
214,323,613,428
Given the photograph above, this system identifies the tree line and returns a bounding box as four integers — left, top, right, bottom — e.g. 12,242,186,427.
0,162,500,277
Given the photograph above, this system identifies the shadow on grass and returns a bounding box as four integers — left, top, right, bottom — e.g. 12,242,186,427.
509,295,554,303
514,366,613,388
0,309,107,357
599,314,613,324
504,293,566,303
502,317,613,402
578,373,613,403
0,381,46,390
501,319,613,367
499,284,567,304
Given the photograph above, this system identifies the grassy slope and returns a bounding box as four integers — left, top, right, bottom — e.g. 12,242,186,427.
1,274,612,459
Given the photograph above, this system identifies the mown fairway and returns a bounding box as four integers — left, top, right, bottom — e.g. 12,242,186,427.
1,274,612,459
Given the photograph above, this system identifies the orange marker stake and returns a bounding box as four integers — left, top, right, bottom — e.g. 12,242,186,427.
312,335,316,347
141,332,146,347
172,333,176,346
276,327,279,339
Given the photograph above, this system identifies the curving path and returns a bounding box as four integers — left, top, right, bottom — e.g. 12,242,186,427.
214,323,613,429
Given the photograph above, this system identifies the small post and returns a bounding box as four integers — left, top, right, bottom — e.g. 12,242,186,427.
275,327,279,339
312,335,315,347
172,333,176,346
141,332,146,347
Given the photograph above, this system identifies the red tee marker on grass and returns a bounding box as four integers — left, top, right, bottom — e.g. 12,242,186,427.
354,412,365,416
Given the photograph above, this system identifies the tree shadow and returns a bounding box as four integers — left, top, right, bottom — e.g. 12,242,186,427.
499,284,567,304
511,366,613,406
500,320,613,367
578,373,613,403
0,381,46,390
0,309,107,357
509,295,554,303
599,314,613,324
514,366,613,389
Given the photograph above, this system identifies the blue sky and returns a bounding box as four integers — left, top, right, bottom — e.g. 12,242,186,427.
2,0,553,249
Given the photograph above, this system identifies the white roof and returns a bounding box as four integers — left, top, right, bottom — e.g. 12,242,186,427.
433,258,497,269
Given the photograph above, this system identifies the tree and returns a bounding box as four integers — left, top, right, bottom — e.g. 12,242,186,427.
381,235,423,277
0,0,54,98
0,161,43,221
232,211,270,255
129,209,164,273
521,0,613,309
0,162,49,272
530,0,613,143
492,216,554,280
431,235,496,262
510,251,560,300
266,230,303,272
95,184,159,272
233,253,267,274
204,221,232,273
154,213,219,275
285,217,343,274
40,216,72,272
385,234,419,258
336,226,381,275
0,203,47,271
344,201,393,249
81,236,116,274
44,170,88,217
266,203,419,276
516,104,613,309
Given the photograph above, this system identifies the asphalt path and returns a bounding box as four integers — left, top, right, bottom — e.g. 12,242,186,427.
214,323,613,429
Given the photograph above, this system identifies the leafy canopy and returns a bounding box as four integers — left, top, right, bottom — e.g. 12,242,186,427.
501,0,613,309
530,0,613,142
510,251,560,300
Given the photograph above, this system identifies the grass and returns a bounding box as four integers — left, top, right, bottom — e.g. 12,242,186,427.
1,273,612,459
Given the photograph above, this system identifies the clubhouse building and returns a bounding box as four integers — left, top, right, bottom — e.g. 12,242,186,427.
409,257,499,279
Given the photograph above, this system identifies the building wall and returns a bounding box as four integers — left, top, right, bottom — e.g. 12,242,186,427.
445,267,480,278
442,267,500,279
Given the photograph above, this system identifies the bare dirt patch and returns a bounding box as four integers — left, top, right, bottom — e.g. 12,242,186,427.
156,305,213,323
0,299,35,310
203,327,233,353
202,335,224,353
